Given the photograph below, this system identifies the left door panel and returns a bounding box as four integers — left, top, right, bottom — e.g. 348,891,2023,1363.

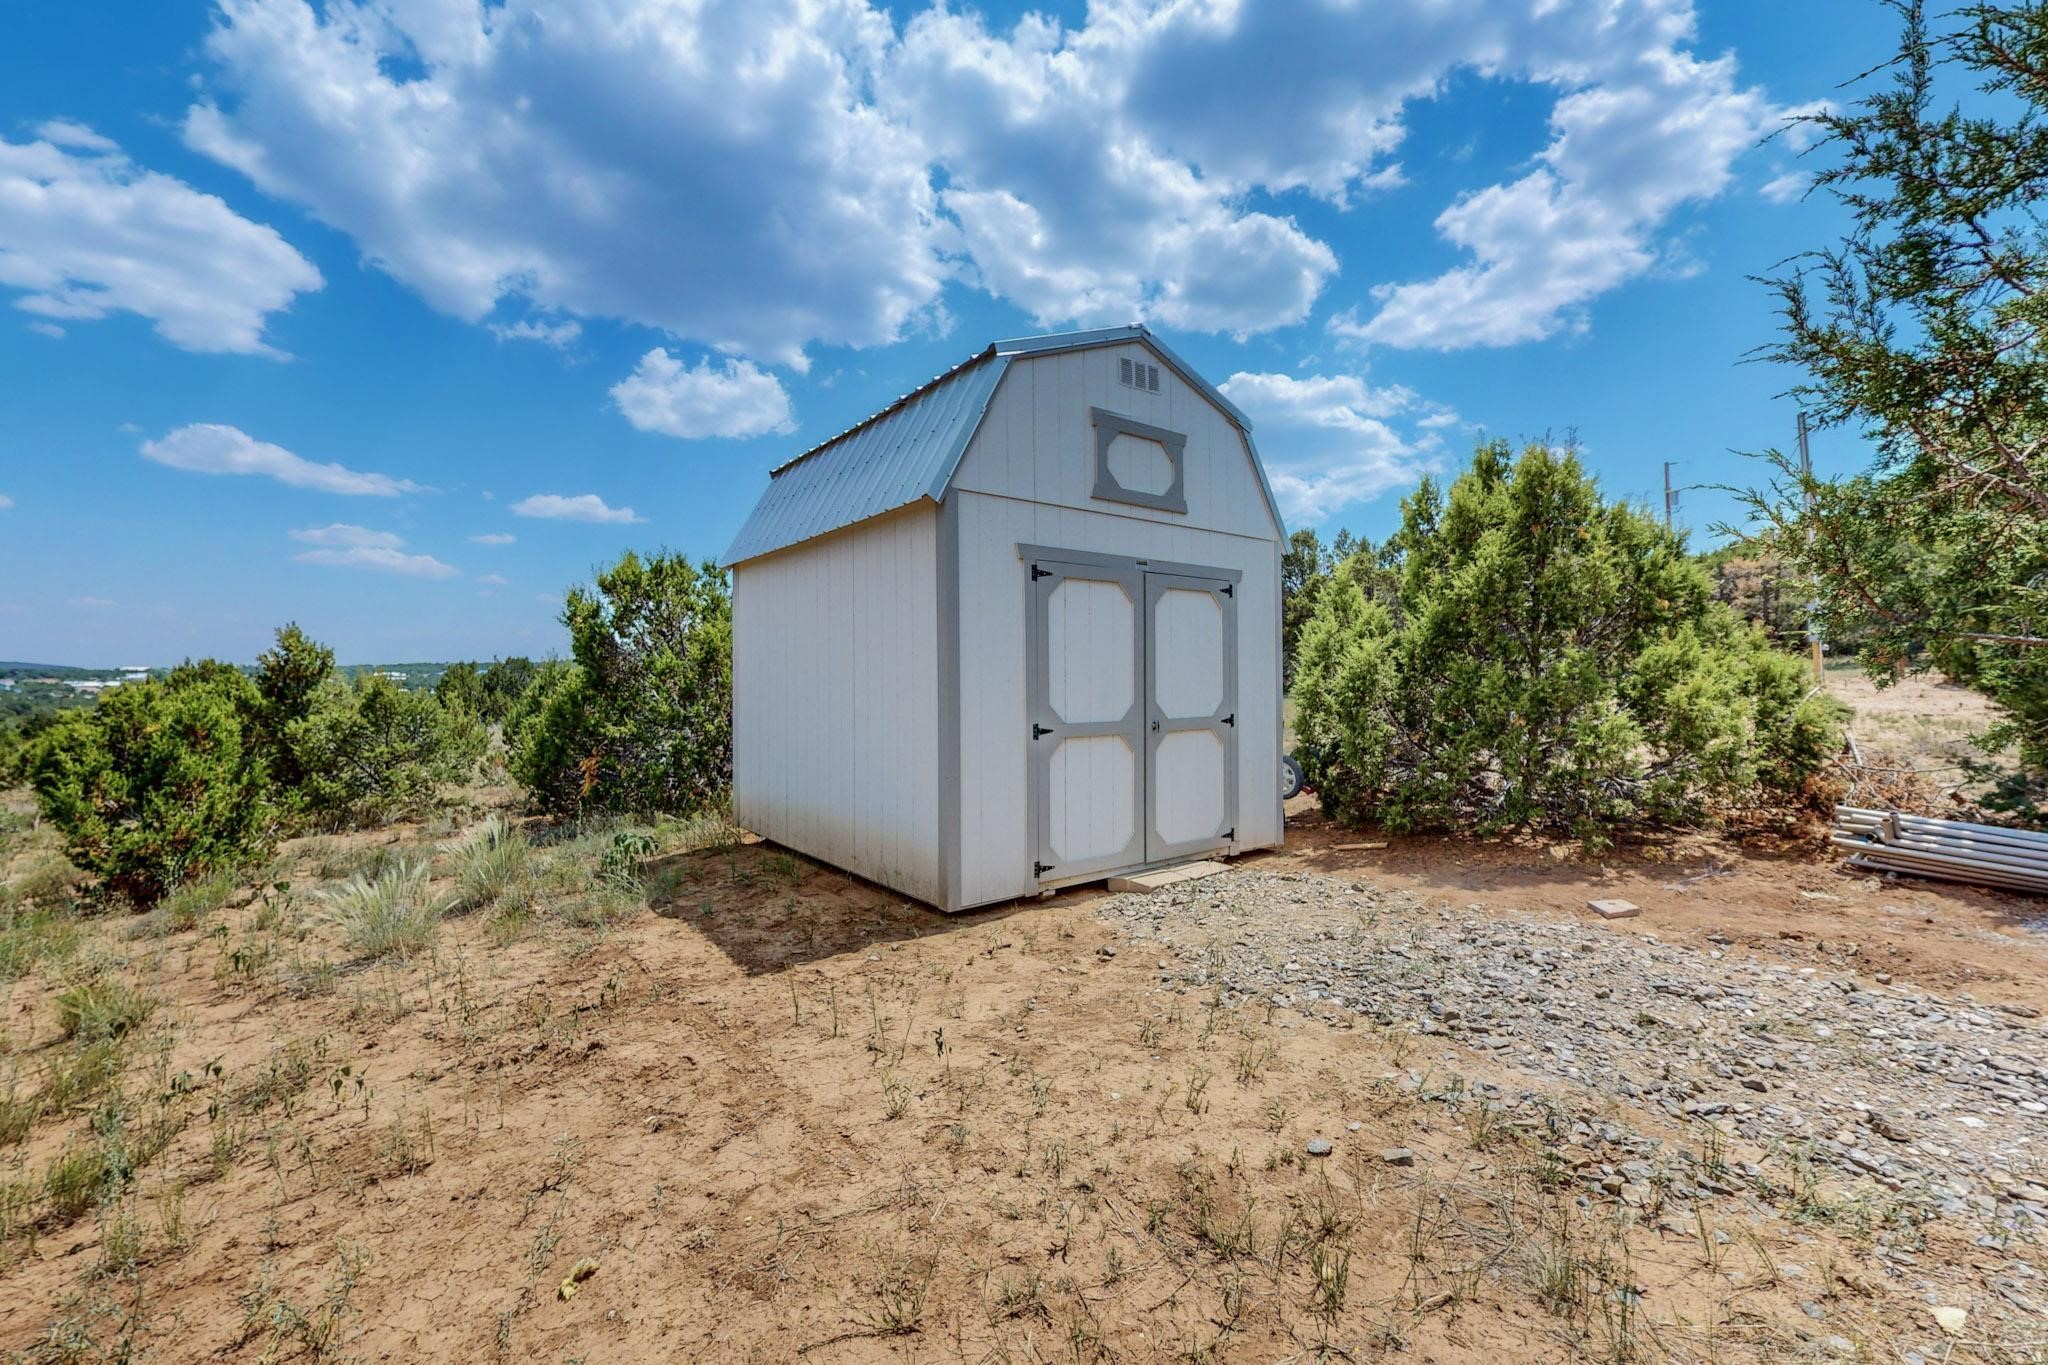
1027,559,1146,883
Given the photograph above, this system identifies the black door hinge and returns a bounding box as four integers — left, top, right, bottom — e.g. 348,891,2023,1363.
1220,713,1235,727
1034,861,1055,878
1031,564,1052,580
1220,583,1234,597
1222,828,1235,842
1031,723,1055,739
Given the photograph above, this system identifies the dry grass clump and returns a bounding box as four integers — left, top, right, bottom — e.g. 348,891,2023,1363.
318,861,442,961
55,978,155,1044
141,870,238,938
445,816,535,917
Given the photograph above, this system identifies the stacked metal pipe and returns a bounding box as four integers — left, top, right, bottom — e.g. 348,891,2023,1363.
1833,806,2048,895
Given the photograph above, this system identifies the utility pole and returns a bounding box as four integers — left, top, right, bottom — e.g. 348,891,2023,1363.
1663,461,1678,531
1797,412,1823,681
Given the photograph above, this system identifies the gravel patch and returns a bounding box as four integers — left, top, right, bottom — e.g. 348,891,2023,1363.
1099,868,2048,1257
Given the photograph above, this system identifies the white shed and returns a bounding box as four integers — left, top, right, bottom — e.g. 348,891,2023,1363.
725,326,1285,912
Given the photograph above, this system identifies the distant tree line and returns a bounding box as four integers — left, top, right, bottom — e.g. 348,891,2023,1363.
7,550,735,909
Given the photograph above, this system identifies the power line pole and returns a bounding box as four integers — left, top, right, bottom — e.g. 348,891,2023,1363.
1798,412,1823,681
1663,461,1677,531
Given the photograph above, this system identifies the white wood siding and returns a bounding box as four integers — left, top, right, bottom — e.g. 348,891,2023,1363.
947,345,1283,908
949,489,1282,909
951,340,1282,542
733,504,943,904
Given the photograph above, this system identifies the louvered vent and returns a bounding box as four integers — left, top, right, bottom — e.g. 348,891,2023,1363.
1118,358,1161,392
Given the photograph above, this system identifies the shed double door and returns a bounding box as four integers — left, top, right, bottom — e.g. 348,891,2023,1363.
1026,556,1237,885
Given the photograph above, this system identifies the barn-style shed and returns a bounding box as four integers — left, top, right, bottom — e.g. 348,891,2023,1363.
725,326,1285,912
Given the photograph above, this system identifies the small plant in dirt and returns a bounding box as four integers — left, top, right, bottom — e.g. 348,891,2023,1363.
146,870,238,937
1291,441,1847,844
29,667,278,907
289,676,488,829
318,861,442,961
55,979,155,1044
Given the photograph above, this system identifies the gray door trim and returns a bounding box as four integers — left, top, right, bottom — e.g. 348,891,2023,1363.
1143,572,1239,864
1015,542,1242,583
1025,555,1147,886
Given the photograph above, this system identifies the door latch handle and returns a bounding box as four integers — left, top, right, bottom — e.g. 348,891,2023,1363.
1150,719,1161,732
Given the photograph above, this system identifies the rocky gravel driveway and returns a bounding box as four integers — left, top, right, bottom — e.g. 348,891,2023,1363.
1099,869,2048,1279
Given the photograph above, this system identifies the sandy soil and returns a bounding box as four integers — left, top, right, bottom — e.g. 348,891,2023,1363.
1,791,2044,1362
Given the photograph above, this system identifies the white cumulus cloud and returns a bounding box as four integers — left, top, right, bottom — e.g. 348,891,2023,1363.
611,350,795,440
0,125,320,356
1221,370,1456,523
176,0,1782,363
289,523,403,549
185,0,944,368
468,532,516,545
294,545,459,577
142,424,421,497
289,523,456,577
490,318,582,349
1333,42,1774,349
0,493,12,510
511,492,642,524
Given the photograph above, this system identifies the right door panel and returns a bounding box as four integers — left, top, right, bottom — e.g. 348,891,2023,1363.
1144,573,1237,863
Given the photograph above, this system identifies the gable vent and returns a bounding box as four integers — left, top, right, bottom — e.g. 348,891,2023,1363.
1119,357,1160,393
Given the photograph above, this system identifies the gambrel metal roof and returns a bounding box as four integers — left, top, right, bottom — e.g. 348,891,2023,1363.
723,325,1283,566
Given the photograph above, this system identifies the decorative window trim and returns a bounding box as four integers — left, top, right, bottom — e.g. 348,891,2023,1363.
1090,407,1187,514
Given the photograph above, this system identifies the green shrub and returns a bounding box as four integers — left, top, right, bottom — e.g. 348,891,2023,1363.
288,676,488,828
512,552,732,816
253,622,336,791
319,860,441,960
1291,442,1846,843
29,668,277,907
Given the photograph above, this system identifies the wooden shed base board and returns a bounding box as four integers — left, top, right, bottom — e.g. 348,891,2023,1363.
1107,860,1232,893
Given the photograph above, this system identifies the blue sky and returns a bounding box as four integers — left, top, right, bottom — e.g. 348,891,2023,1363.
0,0,1897,666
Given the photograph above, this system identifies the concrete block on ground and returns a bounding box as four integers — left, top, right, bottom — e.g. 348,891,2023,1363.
1587,898,1641,920
1108,861,1231,893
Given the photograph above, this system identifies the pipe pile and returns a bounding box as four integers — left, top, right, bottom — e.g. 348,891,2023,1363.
1832,806,2048,896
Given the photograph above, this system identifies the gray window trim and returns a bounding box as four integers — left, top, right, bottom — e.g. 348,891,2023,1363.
1015,543,1241,583
1090,407,1187,514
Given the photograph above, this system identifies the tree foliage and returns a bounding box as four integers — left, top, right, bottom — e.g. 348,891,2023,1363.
1281,529,1331,687
288,675,488,828
1743,0,2048,775
510,552,732,816
28,668,277,906
253,622,335,789
1294,442,1845,842
1699,540,1815,651
436,656,540,724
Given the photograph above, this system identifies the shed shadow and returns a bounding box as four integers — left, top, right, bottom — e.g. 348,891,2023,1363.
643,838,1028,975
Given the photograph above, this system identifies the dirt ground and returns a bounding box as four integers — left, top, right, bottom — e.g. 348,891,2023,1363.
1822,662,2016,807
1,781,2044,1363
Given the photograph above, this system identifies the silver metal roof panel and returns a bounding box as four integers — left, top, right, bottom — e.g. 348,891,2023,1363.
723,348,1007,565
725,326,1282,567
